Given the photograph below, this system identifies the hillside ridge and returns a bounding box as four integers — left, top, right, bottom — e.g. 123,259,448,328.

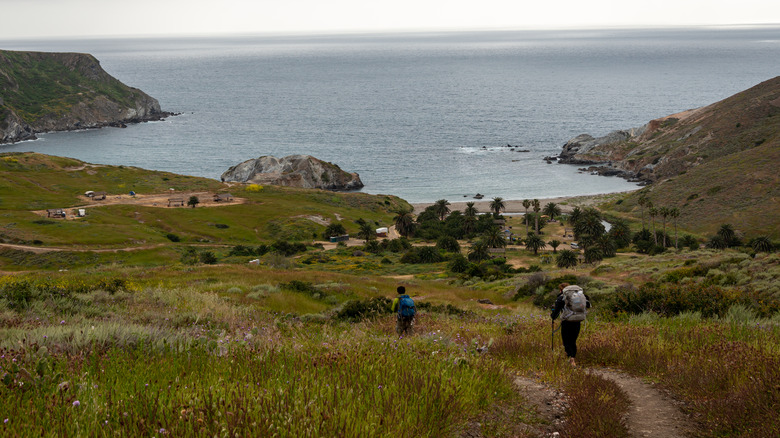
0,50,173,143
560,77,780,237
559,76,780,183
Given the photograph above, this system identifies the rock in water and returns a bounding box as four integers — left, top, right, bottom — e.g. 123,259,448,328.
221,155,364,191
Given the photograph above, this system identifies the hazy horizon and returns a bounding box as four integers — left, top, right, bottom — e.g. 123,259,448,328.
2,0,780,39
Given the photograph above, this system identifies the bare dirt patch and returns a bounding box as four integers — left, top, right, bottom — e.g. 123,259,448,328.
589,368,689,438
32,191,249,219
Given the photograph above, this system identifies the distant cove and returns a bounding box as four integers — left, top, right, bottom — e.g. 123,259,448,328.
2,27,779,203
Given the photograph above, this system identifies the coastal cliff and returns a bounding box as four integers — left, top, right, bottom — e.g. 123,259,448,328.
558,76,780,184
0,50,172,144
221,155,364,191
564,77,780,237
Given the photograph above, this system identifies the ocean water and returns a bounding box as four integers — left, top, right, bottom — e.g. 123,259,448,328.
2,27,779,203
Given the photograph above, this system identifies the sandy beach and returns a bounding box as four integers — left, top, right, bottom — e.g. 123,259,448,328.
411,192,633,215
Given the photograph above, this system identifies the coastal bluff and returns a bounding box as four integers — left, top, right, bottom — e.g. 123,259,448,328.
0,50,172,144
221,155,364,191
557,76,780,184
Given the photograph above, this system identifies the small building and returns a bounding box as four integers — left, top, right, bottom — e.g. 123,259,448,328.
46,209,66,218
329,234,350,243
167,198,185,207
376,227,388,237
77,209,86,217
213,193,234,202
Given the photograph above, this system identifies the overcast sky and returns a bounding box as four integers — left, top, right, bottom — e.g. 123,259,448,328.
2,0,779,39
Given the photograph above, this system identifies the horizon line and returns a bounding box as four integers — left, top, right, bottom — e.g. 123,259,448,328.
2,22,780,42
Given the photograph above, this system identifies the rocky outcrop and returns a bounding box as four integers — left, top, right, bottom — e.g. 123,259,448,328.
559,126,646,164
0,50,173,144
221,155,364,191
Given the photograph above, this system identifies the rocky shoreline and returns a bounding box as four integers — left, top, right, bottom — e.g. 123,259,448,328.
551,127,653,185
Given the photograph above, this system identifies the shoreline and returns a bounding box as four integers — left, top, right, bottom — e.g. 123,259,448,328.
410,191,636,215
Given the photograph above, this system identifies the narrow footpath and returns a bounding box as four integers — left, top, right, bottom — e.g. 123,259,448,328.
512,368,688,438
590,368,688,438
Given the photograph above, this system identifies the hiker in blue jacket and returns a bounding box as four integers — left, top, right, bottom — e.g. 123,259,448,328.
391,286,416,336
551,283,591,366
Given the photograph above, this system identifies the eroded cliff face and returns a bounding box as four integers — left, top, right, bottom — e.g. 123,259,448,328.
221,155,364,191
557,76,780,183
0,50,171,144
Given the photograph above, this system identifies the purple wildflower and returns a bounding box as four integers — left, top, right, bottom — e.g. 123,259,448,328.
73,400,80,407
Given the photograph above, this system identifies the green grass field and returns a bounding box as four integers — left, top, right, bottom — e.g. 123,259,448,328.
1,152,778,436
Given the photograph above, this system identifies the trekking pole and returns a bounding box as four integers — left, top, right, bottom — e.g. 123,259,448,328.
551,319,554,352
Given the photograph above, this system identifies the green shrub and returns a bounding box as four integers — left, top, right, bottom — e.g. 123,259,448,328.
334,297,392,322
165,233,181,242
271,240,307,256
198,251,217,264
607,282,743,317
280,280,327,299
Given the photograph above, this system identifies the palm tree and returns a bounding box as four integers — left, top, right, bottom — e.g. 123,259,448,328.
393,208,415,238
522,199,531,234
669,207,680,249
708,235,728,250
548,239,561,253
468,240,490,262
543,202,562,222
717,224,736,246
659,207,670,247
433,199,451,221
584,246,604,264
597,235,616,258
556,250,578,269
573,208,605,249
464,201,479,218
463,202,478,236
490,197,505,217
525,232,546,255
607,219,631,248
648,207,658,245
569,206,582,229
483,227,507,248
356,219,375,243
532,199,541,234
750,236,774,253
637,195,650,230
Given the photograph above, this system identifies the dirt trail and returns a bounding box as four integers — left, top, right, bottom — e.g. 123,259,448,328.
32,191,249,220
590,368,688,438
513,376,568,436
512,368,688,438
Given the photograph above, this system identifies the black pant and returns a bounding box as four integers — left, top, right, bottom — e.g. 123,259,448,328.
560,320,581,358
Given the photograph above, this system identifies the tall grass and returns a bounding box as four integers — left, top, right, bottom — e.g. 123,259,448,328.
580,319,780,437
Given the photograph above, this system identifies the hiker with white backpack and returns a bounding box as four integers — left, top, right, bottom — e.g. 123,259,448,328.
551,283,591,366
391,285,416,336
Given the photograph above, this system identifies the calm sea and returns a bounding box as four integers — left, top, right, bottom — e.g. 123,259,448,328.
2,27,779,203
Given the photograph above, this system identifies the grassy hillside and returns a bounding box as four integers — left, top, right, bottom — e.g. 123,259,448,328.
585,77,780,238
0,50,168,144
0,50,147,123
0,152,409,252
0,152,778,436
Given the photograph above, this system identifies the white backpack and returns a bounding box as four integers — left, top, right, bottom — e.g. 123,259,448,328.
561,285,587,322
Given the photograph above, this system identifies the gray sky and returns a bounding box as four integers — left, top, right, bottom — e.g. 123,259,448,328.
2,0,779,39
